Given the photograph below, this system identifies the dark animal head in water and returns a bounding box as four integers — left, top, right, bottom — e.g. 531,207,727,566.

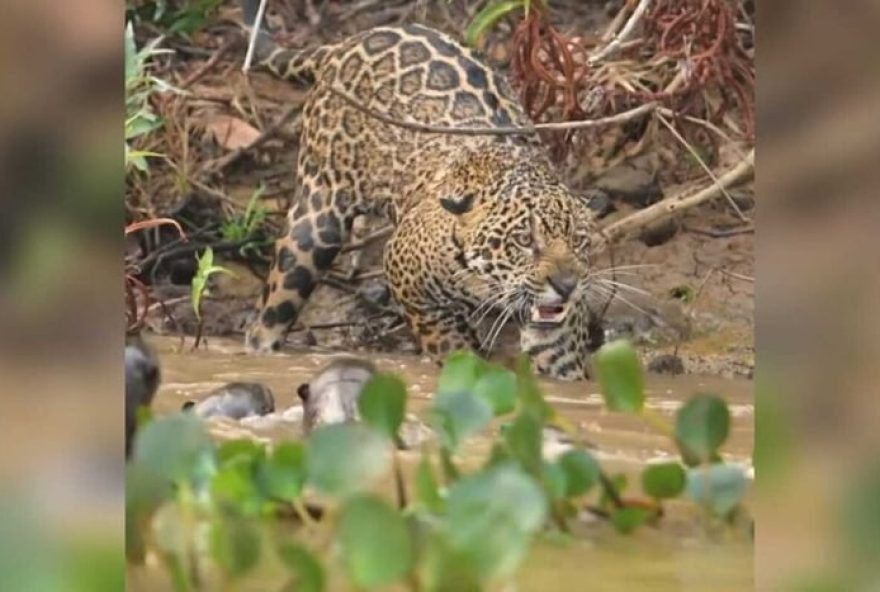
182,382,275,420
125,334,161,458
299,356,377,433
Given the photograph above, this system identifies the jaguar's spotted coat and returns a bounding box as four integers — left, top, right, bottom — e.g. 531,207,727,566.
242,6,599,380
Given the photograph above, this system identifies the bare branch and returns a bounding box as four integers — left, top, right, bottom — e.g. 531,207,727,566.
242,0,269,72
326,84,657,136
600,150,755,244
655,110,749,221
340,225,394,252
590,0,652,64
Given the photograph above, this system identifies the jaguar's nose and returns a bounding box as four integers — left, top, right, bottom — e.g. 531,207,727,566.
548,273,577,301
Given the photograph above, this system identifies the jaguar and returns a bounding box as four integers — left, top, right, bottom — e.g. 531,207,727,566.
240,1,600,379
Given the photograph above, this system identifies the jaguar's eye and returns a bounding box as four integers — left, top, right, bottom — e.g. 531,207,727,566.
513,231,533,249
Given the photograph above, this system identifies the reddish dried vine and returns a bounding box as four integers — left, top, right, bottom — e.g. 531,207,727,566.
642,0,755,138
509,7,593,156
125,218,186,334
505,0,754,161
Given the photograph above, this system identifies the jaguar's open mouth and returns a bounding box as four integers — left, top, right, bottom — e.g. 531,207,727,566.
530,299,569,326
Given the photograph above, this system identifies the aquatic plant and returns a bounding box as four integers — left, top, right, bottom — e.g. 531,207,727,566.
126,341,749,590
190,247,237,348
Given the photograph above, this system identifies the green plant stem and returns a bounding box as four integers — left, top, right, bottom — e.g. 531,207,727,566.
597,471,624,510
178,482,202,591
550,500,571,533
641,408,675,439
393,450,409,509
439,448,460,483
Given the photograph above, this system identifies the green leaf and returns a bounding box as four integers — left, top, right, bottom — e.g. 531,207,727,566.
465,0,525,47
504,411,543,475
210,513,261,578
258,441,306,502
338,495,414,588
415,454,444,512
419,531,482,592
685,464,747,516
610,507,652,535
124,21,140,86
132,412,215,486
277,542,325,592
430,389,494,451
484,440,512,470
513,355,552,420
306,423,391,497
437,350,488,394
126,114,163,139
445,465,547,580
216,439,264,465
641,462,687,499
191,247,237,320
126,462,170,561
594,340,645,414
675,394,731,465
541,461,567,501
357,373,407,440
557,449,600,497
473,367,517,416
212,461,263,515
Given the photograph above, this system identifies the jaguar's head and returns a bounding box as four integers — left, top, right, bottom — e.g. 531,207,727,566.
438,147,599,331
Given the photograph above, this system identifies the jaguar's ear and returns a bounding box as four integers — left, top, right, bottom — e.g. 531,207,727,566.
439,192,475,215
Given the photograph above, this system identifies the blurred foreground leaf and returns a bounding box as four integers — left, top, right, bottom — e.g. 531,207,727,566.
685,464,747,516
675,394,730,465
430,389,494,451
277,542,325,592
132,412,215,486
338,495,414,588
594,340,645,414
358,373,407,441
445,465,547,580
557,449,600,497
306,424,391,497
642,462,687,500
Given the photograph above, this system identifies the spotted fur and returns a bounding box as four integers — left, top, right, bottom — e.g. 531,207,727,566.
241,11,598,379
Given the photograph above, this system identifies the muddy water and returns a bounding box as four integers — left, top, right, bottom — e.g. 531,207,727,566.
142,335,754,591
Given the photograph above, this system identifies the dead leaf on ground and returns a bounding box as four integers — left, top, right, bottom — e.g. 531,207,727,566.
204,114,261,151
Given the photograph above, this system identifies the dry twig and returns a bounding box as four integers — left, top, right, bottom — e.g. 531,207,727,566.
590,0,653,64
601,149,754,244
326,84,656,135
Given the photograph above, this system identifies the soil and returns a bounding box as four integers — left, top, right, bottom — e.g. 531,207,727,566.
132,0,754,379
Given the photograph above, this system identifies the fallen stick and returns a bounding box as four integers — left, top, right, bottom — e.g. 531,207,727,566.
600,150,755,244
327,84,657,136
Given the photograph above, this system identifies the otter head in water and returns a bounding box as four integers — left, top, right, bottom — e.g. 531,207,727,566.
125,334,161,458
298,356,377,434
182,382,275,419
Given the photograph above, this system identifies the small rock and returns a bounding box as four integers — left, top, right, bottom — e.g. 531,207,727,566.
357,279,391,309
729,189,755,212
582,188,615,219
638,218,679,247
595,164,662,208
648,354,685,376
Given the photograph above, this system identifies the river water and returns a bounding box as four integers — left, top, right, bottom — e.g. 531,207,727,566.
132,335,754,591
